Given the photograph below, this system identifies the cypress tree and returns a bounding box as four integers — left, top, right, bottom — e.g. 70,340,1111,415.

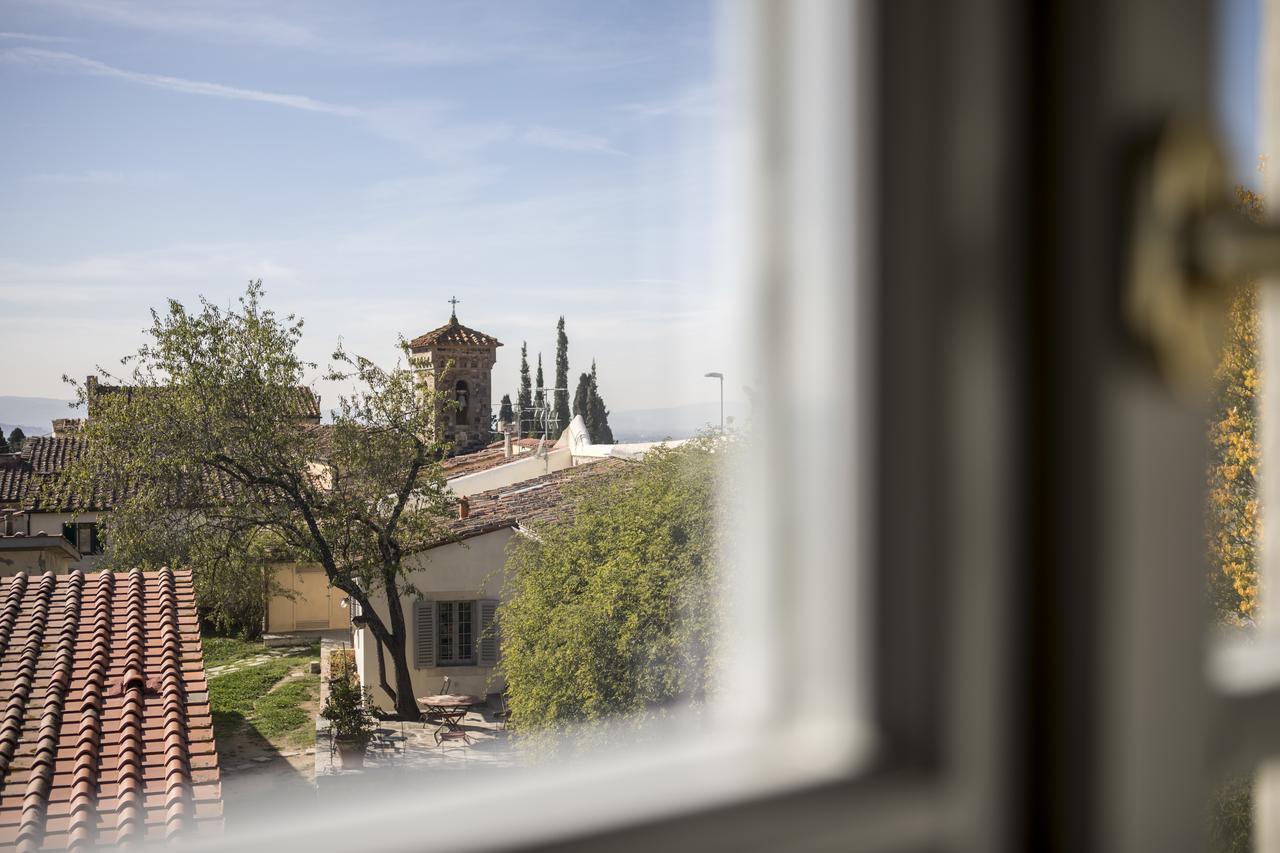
554,316,570,433
588,361,614,444
534,354,546,437
499,394,514,428
573,372,591,422
517,343,533,437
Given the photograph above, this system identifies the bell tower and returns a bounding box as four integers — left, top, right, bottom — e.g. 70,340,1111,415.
407,300,502,453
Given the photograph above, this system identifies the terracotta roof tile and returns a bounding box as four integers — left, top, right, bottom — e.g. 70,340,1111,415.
438,458,625,546
408,315,502,351
440,445,536,478
0,568,222,850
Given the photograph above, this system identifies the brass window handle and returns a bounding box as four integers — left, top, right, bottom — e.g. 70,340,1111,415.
1126,120,1279,392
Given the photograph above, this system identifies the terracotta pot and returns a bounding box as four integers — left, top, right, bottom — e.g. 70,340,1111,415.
335,738,368,769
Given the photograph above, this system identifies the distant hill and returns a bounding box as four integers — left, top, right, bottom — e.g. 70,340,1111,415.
0,396,80,437
609,401,749,443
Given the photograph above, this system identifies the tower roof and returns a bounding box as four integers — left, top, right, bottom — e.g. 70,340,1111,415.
408,314,503,351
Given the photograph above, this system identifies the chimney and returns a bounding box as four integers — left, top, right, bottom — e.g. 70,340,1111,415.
457,497,470,520
503,431,513,459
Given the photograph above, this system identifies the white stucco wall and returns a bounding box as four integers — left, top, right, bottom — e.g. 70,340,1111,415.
446,447,574,496
0,544,77,577
17,511,106,571
354,527,516,710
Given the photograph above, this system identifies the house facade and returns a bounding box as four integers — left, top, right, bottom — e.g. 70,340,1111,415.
352,459,623,710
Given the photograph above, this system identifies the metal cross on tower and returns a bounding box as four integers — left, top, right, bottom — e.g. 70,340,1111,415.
448,296,460,318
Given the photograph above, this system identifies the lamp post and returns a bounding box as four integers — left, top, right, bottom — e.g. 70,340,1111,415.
704,372,724,433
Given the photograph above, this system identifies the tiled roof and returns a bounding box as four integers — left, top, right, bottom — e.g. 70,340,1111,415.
0,459,29,506
439,458,624,545
19,437,84,475
440,445,535,479
0,438,129,512
0,568,222,850
408,315,502,351
90,383,322,422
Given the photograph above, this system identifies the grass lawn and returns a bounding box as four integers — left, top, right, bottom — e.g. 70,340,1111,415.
208,642,321,753
202,636,267,668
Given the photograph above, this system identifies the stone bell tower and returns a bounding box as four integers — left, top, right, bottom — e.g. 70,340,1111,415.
407,299,502,454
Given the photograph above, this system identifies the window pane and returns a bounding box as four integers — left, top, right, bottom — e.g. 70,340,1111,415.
438,601,455,664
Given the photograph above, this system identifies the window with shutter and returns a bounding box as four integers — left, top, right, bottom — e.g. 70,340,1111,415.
478,599,499,665
414,599,435,668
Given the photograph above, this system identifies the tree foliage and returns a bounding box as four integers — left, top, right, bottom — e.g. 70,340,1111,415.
499,393,515,427
7,428,25,454
52,281,455,718
1208,187,1264,621
554,316,571,432
534,353,546,437
498,437,723,745
518,342,533,438
572,362,614,444
0,430,9,454
588,360,614,444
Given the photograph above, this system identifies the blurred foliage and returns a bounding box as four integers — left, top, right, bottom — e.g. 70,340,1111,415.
1209,776,1253,853
1208,187,1265,621
498,436,725,750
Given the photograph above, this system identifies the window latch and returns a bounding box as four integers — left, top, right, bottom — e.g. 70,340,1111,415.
1127,120,1280,392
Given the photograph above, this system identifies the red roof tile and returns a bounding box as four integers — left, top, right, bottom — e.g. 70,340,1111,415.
438,458,625,545
0,568,222,851
408,315,502,351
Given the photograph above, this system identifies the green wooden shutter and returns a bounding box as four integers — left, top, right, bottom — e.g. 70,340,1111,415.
414,599,436,668
478,599,500,665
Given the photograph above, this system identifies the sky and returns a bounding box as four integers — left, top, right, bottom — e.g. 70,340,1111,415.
0,0,731,415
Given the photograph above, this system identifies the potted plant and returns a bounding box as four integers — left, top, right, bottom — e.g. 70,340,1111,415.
322,657,377,769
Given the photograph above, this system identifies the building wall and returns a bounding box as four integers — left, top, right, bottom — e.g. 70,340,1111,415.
266,563,353,633
446,446,575,496
0,547,75,577
18,511,106,571
354,527,514,709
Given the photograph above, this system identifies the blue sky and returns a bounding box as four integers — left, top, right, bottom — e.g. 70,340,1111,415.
0,0,726,414
1220,0,1261,183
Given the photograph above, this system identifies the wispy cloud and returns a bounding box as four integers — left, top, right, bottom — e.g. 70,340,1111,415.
0,31,78,43
1,48,512,162
2,47,362,116
23,169,170,186
26,0,323,49
523,126,624,156
618,85,717,120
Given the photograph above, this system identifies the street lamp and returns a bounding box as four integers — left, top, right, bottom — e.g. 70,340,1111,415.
704,372,724,433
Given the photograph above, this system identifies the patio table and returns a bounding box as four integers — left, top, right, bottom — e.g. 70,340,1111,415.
418,694,482,736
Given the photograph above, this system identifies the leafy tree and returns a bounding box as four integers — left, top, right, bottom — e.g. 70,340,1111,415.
499,438,723,744
588,360,614,444
518,342,533,438
7,428,25,454
554,316,571,432
499,394,515,428
1208,187,1264,621
53,281,455,719
534,354,546,438
0,430,9,454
